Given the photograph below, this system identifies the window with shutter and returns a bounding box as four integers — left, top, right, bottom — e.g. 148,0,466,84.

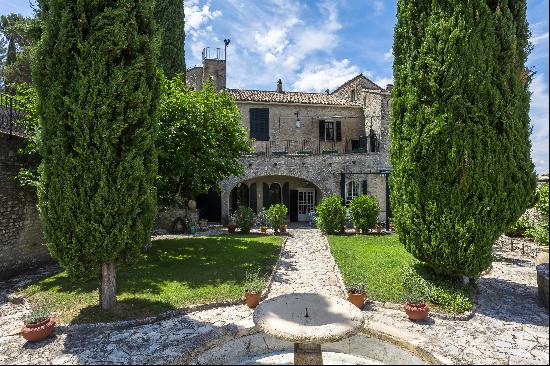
250,108,269,141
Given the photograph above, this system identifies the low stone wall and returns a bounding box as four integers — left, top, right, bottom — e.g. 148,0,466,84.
153,208,199,235
0,133,52,280
537,263,549,310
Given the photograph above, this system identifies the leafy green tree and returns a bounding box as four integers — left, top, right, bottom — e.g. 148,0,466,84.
156,77,251,206
34,0,160,310
5,37,16,65
391,0,537,278
155,0,185,79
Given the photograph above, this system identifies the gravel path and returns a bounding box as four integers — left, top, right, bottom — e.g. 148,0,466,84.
267,228,345,298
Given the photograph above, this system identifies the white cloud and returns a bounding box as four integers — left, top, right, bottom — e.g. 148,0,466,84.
369,0,384,16
374,77,393,89
383,48,393,61
185,0,222,32
292,59,360,92
529,73,549,174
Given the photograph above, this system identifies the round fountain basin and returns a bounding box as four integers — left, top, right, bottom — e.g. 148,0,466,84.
253,293,365,344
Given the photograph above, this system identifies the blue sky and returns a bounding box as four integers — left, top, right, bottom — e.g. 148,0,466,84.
1,0,548,173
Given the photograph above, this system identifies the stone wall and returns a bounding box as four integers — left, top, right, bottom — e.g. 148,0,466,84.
0,133,51,280
186,66,203,90
220,153,390,224
153,208,199,235
235,102,365,154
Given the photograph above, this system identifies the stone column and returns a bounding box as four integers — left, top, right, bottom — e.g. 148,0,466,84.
294,343,323,365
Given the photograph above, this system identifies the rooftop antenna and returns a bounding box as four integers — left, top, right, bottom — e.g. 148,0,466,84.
224,39,230,61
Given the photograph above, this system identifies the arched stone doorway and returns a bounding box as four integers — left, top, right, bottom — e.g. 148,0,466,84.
226,175,322,223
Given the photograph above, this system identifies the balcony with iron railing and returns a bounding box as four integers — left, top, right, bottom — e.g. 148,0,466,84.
244,136,380,157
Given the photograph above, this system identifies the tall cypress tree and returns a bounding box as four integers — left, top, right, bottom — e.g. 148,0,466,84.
33,0,160,309
391,0,537,279
6,37,16,65
155,0,185,79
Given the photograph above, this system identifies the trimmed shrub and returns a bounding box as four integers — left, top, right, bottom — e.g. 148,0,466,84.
234,206,255,233
391,0,537,278
316,195,346,234
265,204,288,233
349,195,380,233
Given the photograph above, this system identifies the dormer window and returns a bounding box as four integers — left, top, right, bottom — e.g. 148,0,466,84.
350,89,356,102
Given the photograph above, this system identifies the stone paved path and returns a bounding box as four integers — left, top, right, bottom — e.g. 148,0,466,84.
365,246,549,365
0,229,548,365
267,228,345,298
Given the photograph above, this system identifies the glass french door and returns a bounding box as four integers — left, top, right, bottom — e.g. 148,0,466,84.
298,189,315,221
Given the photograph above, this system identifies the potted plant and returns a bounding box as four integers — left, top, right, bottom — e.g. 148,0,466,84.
347,281,366,309
227,215,237,233
265,204,288,235
243,270,266,308
21,306,55,342
234,206,255,233
257,209,268,233
403,288,429,321
375,223,382,234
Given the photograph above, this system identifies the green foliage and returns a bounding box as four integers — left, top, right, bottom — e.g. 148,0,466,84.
505,215,532,237
536,183,549,218
234,206,255,233
401,266,473,313
347,279,367,295
391,0,537,277
315,195,346,234
243,269,267,293
155,0,185,79
348,195,380,232
5,37,16,65
156,77,251,205
256,208,268,226
34,0,161,278
23,305,50,325
265,204,288,233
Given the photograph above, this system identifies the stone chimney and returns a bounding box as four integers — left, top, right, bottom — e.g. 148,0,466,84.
276,79,283,93
386,84,393,92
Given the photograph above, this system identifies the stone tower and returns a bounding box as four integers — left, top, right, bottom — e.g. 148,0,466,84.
186,47,226,91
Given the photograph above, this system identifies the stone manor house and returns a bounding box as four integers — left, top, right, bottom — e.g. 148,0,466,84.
187,48,393,226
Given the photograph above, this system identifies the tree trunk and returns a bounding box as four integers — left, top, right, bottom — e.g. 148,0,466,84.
100,262,117,310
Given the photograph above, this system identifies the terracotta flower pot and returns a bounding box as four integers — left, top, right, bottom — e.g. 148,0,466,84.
376,225,382,234
404,302,429,321
347,291,365,309
227,224,237,233
279,224,287,234
21,318,55,342
245,291,261,308
260,226,268,233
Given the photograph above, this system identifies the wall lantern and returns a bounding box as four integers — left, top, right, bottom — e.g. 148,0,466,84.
295,111,301,128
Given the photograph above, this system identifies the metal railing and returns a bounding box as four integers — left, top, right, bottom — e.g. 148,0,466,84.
0,92,26,138
245,136,380,157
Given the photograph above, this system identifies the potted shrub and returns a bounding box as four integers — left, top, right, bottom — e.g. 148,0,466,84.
234,206,255,233
266,204,288,235
347,281,366,309
243,270,266,308
403,291,429,321
257,209,268,233
349,195,380,234
315,195,347,234
21,306,55,342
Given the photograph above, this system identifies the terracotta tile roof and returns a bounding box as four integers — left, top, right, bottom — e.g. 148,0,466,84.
225,89,362,107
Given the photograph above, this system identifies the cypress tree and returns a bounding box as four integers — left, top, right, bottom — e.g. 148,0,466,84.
155,0,185,79
391,0,537,278
6,37,16,65
33,1,160,309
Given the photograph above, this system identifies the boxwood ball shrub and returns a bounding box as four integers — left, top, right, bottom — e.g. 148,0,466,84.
234,206,255,233
349,195,380,233
316,195,346,234
265,204,288,234
391,0,537,278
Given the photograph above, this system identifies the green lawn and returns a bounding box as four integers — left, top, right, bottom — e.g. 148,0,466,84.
328,234,474,314
21,234,283,324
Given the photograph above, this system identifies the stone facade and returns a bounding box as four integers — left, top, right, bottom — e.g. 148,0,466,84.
188,51,393,225
0,133,51,280
153,208,199,235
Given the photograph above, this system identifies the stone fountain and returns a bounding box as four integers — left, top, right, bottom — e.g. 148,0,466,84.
253,293,365,365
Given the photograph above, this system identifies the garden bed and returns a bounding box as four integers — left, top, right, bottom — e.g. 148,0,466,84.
328,234,474,314
19,234,283,324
